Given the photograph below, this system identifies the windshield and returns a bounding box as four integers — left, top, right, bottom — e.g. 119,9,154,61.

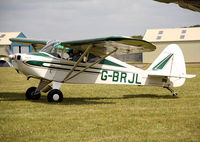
40,41,63,53
40,40,70,58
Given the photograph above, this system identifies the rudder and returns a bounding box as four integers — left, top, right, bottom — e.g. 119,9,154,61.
147,44,188,87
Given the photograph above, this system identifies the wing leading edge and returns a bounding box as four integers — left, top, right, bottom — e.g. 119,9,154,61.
61,36,156,56
10,36,156,56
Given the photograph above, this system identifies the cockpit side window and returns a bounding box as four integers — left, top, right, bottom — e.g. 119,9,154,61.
87,53,100,63
65,49,100,63
67,50,100,63
40,41,100,62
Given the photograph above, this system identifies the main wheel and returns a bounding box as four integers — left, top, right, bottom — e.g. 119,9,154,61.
47,89,63,102
25,87,41,100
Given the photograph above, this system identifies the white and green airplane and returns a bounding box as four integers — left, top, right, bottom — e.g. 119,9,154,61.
2,36,195,102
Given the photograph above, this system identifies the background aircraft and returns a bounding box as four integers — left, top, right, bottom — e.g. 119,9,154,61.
154,0,200,12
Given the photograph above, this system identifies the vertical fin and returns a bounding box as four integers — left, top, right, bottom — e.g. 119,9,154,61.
147,44,187,87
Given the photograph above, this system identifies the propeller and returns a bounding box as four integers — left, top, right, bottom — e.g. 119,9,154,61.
5,47,12,55
0,47,15,60
31,44,38,52
0,47,14,67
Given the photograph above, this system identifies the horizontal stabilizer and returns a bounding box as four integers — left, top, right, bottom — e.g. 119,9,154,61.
148,73,196,79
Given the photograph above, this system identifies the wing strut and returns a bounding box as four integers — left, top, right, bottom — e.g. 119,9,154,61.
63,44,93,81
64,46,117,82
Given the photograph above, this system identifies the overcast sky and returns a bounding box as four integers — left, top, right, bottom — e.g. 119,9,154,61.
0,0,199,41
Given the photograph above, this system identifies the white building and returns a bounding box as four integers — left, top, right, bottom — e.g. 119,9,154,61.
143,27,200,63
0,32,31,66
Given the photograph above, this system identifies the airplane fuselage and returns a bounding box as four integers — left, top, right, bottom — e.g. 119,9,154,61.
11,52,168,88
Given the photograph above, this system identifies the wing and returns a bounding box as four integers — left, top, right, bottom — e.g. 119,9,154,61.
154,0,200,12
9,38,48,51
10,36,156,56
61,36,156,56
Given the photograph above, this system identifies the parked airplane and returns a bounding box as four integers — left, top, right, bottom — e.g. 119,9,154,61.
1,36,195,102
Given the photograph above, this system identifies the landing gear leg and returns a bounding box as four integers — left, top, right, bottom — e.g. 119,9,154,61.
25,79,51,100
164,86,178,96
47,82,63,102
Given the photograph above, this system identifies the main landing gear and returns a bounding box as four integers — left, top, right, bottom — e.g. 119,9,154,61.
25,87,63,102
25,87,41,100
25,79,63,102
163,86,178,96
47,89,63,102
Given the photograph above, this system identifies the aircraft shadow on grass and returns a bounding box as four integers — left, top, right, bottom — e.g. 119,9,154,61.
0,92,178,105
0,92,25,101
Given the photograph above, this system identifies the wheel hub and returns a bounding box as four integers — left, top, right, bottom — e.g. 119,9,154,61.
53,94,60,101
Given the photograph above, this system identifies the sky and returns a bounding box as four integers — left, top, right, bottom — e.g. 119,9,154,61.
0,0,199,41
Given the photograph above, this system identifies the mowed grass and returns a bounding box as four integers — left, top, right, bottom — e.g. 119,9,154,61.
0,65,200,142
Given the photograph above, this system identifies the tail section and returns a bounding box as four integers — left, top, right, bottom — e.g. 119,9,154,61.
146,44,195,87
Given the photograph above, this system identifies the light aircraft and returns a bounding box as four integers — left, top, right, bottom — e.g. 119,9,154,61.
1,36,195,102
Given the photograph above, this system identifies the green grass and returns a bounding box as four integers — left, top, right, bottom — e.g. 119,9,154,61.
0,65,200,142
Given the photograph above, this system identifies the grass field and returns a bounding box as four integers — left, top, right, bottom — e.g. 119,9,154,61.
0,65,200,142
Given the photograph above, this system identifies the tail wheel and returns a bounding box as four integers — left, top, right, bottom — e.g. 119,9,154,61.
47,89,63,102
25,87,41,100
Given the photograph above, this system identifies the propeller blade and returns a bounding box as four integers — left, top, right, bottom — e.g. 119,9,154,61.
31,44,38,52
5,47,12,55
33,46,37,52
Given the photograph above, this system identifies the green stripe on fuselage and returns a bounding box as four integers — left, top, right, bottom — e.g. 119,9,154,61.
25,60,100,74
25,60,128,74
29,53,125,68
100,59,124,67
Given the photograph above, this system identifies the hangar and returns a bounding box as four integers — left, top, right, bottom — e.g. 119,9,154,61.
143,27,200,63
0,32,32,67
113,53,142,63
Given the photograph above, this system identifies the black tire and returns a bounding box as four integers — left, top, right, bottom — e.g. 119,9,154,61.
25,87,41,100
47,89,63,102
